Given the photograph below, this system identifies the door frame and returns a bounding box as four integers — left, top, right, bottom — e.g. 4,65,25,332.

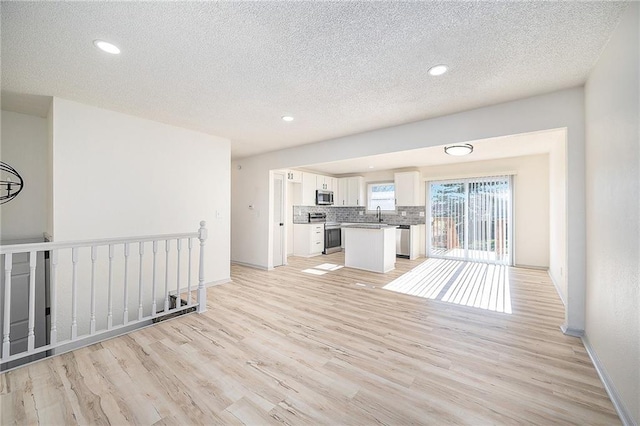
426,175,514,265
271,171,287,268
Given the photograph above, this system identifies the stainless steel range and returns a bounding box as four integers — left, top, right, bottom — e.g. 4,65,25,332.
323,221,342,254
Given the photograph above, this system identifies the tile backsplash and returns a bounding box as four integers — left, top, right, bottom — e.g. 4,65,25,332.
292,205,426,225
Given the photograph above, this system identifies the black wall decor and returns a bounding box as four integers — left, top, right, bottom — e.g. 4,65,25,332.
0,161,24,205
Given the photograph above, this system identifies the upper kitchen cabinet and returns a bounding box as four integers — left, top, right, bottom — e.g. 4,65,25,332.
394,171,421,206
337,176,364,206
299,172,339,206
301,172,318,206
285,170,302,183
330,177,338,194
316,175,335,191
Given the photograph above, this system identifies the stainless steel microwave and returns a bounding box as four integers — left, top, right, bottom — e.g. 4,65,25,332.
316,190,334,205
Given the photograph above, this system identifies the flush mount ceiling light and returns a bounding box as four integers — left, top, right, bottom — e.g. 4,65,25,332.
281,116,294,122
93,40,120,54
444,143,473,156
428,64,448,76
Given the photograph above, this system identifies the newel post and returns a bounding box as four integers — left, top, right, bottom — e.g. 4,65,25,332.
197,220,208,313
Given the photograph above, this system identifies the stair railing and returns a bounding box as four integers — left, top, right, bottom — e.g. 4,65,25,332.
0,221,208,369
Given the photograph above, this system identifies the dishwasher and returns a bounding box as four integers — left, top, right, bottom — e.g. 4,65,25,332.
396,225,411,258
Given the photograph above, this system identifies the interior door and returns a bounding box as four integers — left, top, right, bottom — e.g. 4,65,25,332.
272,173,285,267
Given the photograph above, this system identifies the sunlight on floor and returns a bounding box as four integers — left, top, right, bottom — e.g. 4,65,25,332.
302,263,344,275
384,258,512,314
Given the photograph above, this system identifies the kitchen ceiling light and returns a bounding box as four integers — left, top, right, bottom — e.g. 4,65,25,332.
281,116,294,122
444,144,473,156
428,64,448,76
93,40,120,54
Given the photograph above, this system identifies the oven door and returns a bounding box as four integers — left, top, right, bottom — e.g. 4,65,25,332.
323,227,342,254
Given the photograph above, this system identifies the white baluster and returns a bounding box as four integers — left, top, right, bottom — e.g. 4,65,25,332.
152,241,158,315
90,246,97,334
27,251,37,351
175,239,181,310
187,238,193,305
2,253,13,359
197,221,208,314
107,244,114,329
138,242,144,320
164,239,170,312
50,250,58,346
71,247,78,339
123,243,130,325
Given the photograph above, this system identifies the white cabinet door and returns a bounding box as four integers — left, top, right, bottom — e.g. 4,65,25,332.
329,177,338,193
337,179,348,206
316,174,334,191
293,224,324,257
302,172,317,206
285,170,302,183
347,176,364,206
394,171,420,206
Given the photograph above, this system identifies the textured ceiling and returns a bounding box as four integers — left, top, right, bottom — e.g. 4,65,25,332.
301,129,563,175
1,2,627,159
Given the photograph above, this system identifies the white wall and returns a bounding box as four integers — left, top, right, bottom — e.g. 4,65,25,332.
0,110,49,241
50,98,231,339
419,155,550,268
0,111,49,241
232,87,585,333
548,135,567,304
584,3,639,424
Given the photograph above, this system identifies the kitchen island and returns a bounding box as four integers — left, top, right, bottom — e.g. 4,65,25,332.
343,224,397,273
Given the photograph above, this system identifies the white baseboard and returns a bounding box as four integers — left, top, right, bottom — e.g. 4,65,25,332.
515,264,548,270
231,260,269,270
206,277,231,287
560,324,584,337
582,335,637,426
548,271,566,306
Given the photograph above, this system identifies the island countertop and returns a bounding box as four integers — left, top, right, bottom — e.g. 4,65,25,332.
341,224,398,229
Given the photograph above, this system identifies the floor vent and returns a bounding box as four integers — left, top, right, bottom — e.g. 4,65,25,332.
152,295,197,323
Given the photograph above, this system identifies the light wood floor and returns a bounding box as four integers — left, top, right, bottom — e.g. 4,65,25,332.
1,254,619,425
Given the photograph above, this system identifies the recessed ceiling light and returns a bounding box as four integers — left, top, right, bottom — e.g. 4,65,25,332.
368,166,374,169
93,40,120,55
281,116,294,122
444,144,473,156
428,64,448,76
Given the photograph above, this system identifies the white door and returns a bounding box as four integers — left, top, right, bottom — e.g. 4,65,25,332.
428,175,513,265
273,173,285,267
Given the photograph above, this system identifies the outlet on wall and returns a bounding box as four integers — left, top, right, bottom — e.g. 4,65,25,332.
359,211,364,216
401,211,406,216
419,211,425,217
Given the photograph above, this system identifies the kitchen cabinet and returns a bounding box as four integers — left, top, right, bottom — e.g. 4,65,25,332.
344,225,396,273
301,172,339,205
316,175,334,191
330,177,338,193
301,172,317,206
394,171,421,206
336,176,364,206
285,170,302,183
293,224,325,257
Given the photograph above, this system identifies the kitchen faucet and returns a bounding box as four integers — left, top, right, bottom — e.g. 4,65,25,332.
376,205,382,222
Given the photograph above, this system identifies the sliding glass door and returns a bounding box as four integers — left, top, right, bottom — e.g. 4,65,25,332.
429,175,512,265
